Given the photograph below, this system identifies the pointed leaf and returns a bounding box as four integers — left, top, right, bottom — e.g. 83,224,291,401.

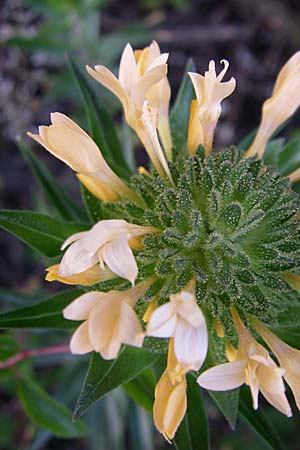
18,139,87,222
278,136,300,176
68,55,131,178
123,368,156,412
0,289,81,329
170,59,196,155
73,347,157,420
18,376,86,438
174,374,210,450
0,210,88,257
239,387,286,450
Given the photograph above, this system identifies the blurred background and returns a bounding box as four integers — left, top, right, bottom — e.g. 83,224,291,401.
1,0,300,448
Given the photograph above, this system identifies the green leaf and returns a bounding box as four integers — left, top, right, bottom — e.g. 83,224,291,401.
0,210,87,257
0,289,81,329
18,376,86,438
208,389,239,430
170,59,196,155
263,138,285,167
239,387,286,450
123,368,156,412
174,374,210,450
278,137,300,176
238,129,257,151
203,314,239,429
0,334,18,361
73,346,157,420
68,55,131,178
18,139,88,222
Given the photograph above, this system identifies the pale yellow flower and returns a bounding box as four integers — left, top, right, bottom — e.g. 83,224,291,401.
57,219,157,286
86,43,172,180
45,263,115,286
246,52,300,159
147,287,208,371
188,60,236,155
135,40,173,159
197,307,292,417
63,283,147,359
187,99,204,155
254,320,300,410
153,339,187,442
27,113,135,202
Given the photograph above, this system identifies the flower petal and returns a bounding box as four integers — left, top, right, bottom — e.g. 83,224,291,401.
174,318,208,371
118,301,144,348
63,292,102,320
119,43,138,91
101,235,138,285
59,239,98,276
197,360,246,391
70,322,93,354
147,302,177,338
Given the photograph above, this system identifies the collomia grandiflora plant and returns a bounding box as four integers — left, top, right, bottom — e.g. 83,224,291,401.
3,42,300,446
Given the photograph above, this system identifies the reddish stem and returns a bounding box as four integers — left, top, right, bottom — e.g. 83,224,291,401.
0,344,70,369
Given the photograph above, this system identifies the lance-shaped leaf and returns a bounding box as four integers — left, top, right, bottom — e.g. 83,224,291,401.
170,59,196,155
278,136,300,176
18,139,88,222
123,368,156,412
73,347,158,420
174,374,210,450
0,289,81,329
68,55,131,178
0,210,88,257
18,376,86,438
239,387,286,450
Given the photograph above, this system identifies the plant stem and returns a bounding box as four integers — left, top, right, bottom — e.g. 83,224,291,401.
0,344,70,369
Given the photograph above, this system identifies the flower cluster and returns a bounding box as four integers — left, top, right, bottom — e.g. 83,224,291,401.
28,42,300,440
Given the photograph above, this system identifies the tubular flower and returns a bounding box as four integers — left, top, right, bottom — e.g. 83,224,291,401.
254,320,300,410
147,286,208,371
135,40,173,159
153,339,188,442
63,283,148,359
198,307,292,417
54,220,157,286
188,60,236,155
246,52,300,159
86,43,172,179
27,113,135,202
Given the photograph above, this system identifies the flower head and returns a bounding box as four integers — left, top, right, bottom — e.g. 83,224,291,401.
27,113,135,202
188,60,236,155
246,52,300,159
198,307,292,417
55,219,157,286
63,283,147,359
147,286,208,371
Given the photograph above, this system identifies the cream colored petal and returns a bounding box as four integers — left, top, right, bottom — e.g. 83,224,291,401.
118,301,144,348
147,302,177,338
88,295,120,358
77,173,120,202
272,51,300,95
173,294,206,328
246,362,260,410
197,360,246,391
63,292,102,320
101,235,138,285
174,318,208,371
70,322,94,354
163,379,187,441
153,367,187,442
86,65,128,110
61,231,88,251
258,365,292,417
147,53,169,70
46,263,114,286
188,72,205,103
119,43,139,91
132,65,167,106
187,99,204,155
59,239,99,277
